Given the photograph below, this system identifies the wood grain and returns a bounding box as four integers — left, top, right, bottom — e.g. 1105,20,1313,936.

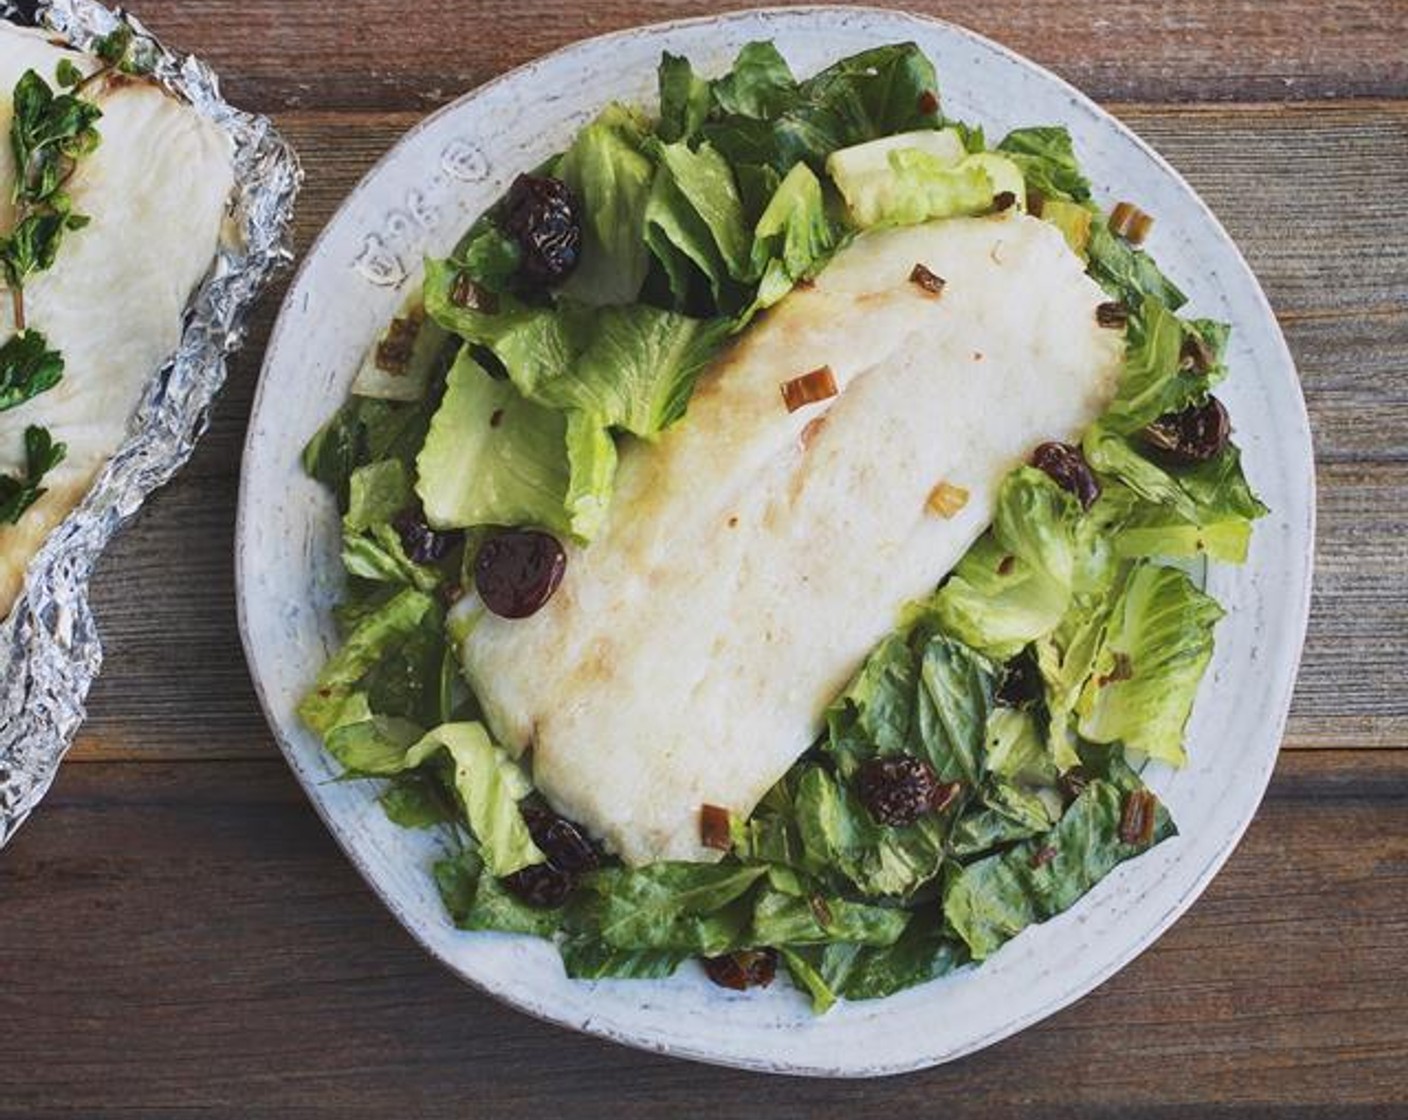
116,0,1408,111
2,750,1404,1116
66,102,1408,761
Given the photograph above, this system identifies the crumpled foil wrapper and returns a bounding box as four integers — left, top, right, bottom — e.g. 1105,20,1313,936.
0,0,300,847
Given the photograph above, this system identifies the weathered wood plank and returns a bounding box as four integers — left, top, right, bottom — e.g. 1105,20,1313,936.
111,0,1408,111
2,751,1404,1115
62,103,1408,761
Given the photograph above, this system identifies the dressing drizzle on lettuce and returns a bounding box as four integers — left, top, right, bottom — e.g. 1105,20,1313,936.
298,41,1265,1011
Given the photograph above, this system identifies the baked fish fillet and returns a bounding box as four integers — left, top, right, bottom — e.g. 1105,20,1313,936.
0,25,234,614
461,212,1124,865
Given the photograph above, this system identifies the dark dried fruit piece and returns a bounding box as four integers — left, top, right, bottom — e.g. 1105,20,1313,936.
474,529,567,619
1031,441,1101,510
700,804,732,851
1140,397,1231,464
856,756,949,826
995,651,1042,709
1119,789,1159,846
701,948,779,991
521,804,599,874
501,861,575,909
392,508,463,565
992,190,1017,213
502,174,582,286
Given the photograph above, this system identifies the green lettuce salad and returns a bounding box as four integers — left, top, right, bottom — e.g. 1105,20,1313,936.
299,42,1265,1010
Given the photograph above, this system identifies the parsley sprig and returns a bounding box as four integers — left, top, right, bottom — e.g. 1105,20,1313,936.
0,423,65,524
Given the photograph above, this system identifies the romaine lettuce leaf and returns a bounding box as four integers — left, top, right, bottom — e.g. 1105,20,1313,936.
931,467,1080,659
825,630,995,784
538,306,731,437
793,765,949,898
996,126,1090,201
1076,563,1224,766
943,778,1174,959
577,863,766,954
649,140,752,284
344,460,413,530
1084,425,1266,563
298,586,438,734
657,52,710,145
1086,221,1187,310
415,348,581,536
817,913,967,1002
748,161,838,310
557,106,655,306
560,938,687,980
702,42,941,175
831,144,1021,229
710,41,796,119
749,888,909,947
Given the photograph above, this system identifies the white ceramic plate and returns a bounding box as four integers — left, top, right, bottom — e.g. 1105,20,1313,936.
236,6,1314,1077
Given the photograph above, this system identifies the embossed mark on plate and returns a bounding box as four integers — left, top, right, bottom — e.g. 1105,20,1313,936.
441,138,490,182
353,187,442,287
353,140,492,287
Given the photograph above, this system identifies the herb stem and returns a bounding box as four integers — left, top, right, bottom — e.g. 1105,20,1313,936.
70,63,114,98
10,285,24,333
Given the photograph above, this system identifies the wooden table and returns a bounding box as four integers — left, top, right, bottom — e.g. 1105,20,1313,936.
4,1,1405,1114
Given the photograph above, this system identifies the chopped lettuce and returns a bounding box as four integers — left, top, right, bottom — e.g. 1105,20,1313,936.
1076,563,1224,766
557,106,655,306
657,52,710,144
518,304,730,437
996,126,1091,201
748,161,838,310
298,586,438,734
1086,221,1187,310
793,765,949,898
577,863,765,954
944,779,1174,960
931,468,1080,659
830,140,1022,228
414,348,580,536
702,42,941,175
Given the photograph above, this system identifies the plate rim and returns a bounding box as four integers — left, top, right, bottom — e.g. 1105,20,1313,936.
236,3,1316,1077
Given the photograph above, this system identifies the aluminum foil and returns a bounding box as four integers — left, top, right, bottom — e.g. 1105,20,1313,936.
0,0,300,847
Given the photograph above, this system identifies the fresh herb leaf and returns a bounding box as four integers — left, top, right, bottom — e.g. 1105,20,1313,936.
0,329,62,411
0,422,66,523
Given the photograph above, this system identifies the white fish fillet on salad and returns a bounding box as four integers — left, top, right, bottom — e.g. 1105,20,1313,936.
0,24,234,614
460,212,1124,864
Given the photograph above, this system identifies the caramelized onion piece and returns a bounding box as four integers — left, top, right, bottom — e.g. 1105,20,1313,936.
780,365,838,413
374,311,422,374
450,271,499,313
1096,301,1130,329
1109,201,1154,245
926,480,969,519
1119,789,1159,846
699,804,732,851
909,262,946,296
701,949,778,991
